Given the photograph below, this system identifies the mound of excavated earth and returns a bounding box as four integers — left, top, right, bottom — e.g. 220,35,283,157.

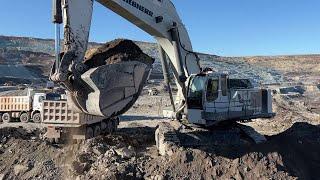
0,121,319,180
84,39,154,68
0,89,319,179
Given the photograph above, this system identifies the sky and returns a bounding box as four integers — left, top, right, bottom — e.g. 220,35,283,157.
0,0,319,56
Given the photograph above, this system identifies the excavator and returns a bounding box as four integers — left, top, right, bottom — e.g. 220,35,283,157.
50,0,274,133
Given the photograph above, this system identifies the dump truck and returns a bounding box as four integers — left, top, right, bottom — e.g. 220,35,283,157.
0,89,50,123
42,99,119,142
0,88,118,142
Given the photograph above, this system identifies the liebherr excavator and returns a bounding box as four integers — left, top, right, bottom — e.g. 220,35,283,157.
50,0,274,128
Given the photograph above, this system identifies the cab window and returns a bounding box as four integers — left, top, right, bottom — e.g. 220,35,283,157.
46,93,61,101
206,78,219,102
187,76,206,109
38,96,45,103
221,75,228,96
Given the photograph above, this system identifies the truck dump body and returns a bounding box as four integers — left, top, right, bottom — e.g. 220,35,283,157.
0,96,31,112
42,100,105,127
42,99,119,141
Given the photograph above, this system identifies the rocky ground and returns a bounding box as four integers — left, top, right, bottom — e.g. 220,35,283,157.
0,36,319,180
0,84,319,180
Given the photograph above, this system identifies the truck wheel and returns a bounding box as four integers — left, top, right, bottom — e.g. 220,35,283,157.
47,138,58,144
33,113,41,123
20,113,30,123
54,138,60,144
47,138,54,144
2,113,11,123
111,119,118,132
86,127,94,139
106,121,113,133
101,121,107,133
94,125,101,137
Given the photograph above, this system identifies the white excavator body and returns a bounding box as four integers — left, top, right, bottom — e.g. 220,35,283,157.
185,72,273,126
50,0,275,127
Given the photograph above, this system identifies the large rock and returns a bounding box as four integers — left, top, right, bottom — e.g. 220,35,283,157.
155,122,180,156
13,164,29,175
279,86,305,95
0,173,5,180
115,146,136,159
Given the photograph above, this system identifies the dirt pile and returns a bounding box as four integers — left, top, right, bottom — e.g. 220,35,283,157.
72,137,143,179
84,39,154,68
145,122,320,180
0,128,65,179
0,121,319,179
247,93,320,136
145,149,290,180
0,85,319,179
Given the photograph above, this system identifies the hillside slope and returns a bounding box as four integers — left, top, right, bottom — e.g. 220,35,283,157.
0,35,319,85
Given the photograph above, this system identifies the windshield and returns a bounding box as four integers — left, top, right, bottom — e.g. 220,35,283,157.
188,76,206,98
187,76,206,109
46,93,61,101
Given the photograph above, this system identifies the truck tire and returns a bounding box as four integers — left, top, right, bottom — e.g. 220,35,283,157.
33,113,41,123
47,138,59,144
106,121,113,133
111,119,118,132
2,113,11,123
101,121,107,133
20,113,30,123
86,127,94,139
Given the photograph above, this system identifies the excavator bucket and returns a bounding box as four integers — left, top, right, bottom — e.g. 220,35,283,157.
67,39,154,117
80,61,150,117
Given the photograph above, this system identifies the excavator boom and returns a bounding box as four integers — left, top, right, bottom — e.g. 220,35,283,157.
51,0,200,117
50,0,274,126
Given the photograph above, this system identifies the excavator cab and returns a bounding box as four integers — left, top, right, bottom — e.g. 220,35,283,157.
187,73,225,109
186,73,223,125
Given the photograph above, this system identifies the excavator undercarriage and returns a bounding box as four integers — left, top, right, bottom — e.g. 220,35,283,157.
156,120,268,156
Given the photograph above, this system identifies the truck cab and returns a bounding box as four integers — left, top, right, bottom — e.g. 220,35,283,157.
186,72,274,126
33,93,47,112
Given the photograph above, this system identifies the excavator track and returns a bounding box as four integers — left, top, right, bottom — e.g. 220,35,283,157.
155,120,267,156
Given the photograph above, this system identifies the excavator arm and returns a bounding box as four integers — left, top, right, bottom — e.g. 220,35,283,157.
51,0,201,117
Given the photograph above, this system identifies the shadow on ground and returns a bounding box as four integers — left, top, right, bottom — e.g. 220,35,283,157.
179,122,320,179
120,115,165,121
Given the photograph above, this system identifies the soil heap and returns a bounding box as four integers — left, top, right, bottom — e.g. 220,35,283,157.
84,39,154,68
